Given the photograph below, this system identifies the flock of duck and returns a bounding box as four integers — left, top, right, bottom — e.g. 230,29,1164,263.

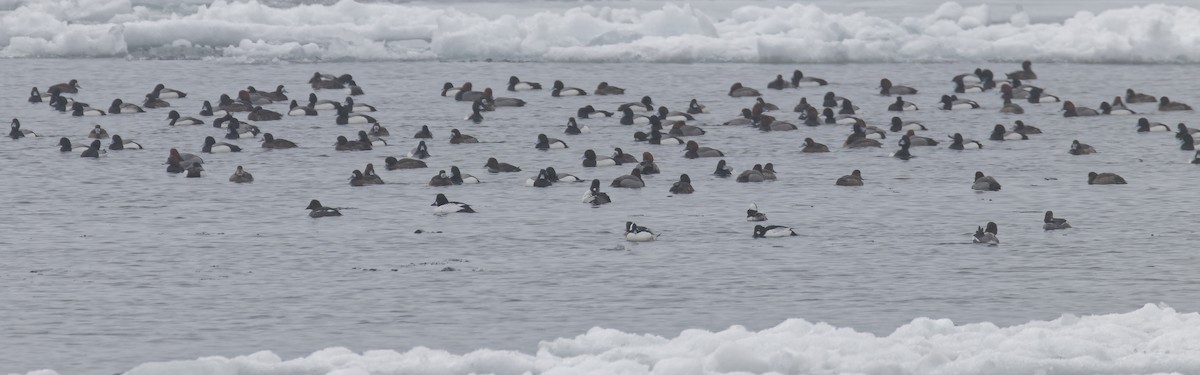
11,61,1195,243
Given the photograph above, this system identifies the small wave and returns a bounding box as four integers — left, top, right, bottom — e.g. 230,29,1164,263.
20,303,1200,374
3,1,1200,63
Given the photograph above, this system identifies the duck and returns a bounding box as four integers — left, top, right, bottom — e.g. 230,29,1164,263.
791,70,828,87
713,160,733,177
1027,87,1060,103
216,94,250,112
1013,121,1041,135
624,222,656,242
166,149,203,173
87,125,109,139
822,92,855,109
619,107,652,126
1136,118,1171,132
527,169,554,187
334,135,371,151
49,79,80,94
348,168,382,186
581,179,611,205
225,119,261,140
465,100,485,123
1006,60,1037,80
611,168,645,188
836,99,858,115
534,133,568,150
450,166,480,184
429,170,454,186
746,203,768,221
1088,172,1127,185
990,124,1028,141
306,200,342,218
687,99,708,114
307,93,339,110
1069,140,1096,155
753,97,780,112
940,95,980,110
368,123,390,137
723,108,755,126
229,166,254,183
737,164,766,183
240,88,273,105
949,133,983,150
72,102,105,117
892,135,914,160
199,101,227,117
335,104,377,125
551,80,587,96
287,100,317,116
753,225,797,238
611,148,638,164
450,129,479,144
1125,89,1157,103
415,125,433,139
167,110,204,126
453,84,484,102
844,124,882,148
887,97,919,111
339,97,376,113
441,82,463,97
973,222,999,245
1192,151,1200,164
565,118,589,135
1102,97,1135,115
253,133,295,149
247,106,282,122
767,74,790,90
432,193,475,214
507,76,542,91
657,106,694,122
484,92,526,108
669,174,694,194
971,171,1001,191
684,141,723,158
594,82,625,95
756,116,797,132
638,152,660,175
879,78,917,96
357,130,387,147
485,157,521,173
889,117,926,132
107,99,144,114
544,167,582,183
1177,125,1195,151
1159,97,1193,111
408,140,431,159
59,137,89,152
1062,101,1098,117
1043,211,1071,230
836,170,864,186
761,163,778,180
260,85,287,102
670,119,709,135
385,156,426,170
822,108,863,126
802,138,830,153
184,162,205,177
78,140,104,158
793,97,812,113
1000,84,1028,100
579,149,616,167
904,130,939,146
728,82,761,97
952,75,984,93
28,87,43,103
577,105,614,118
1000,94,1024,114
202,136,242,153
309,72,347,90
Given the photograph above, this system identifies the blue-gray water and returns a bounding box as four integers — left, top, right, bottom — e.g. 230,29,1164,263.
3,59,1200,373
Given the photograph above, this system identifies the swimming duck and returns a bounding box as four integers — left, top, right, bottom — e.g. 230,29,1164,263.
904,130,939,146
619,107,652,126
822,92,855,109
408,140,431,159
940,95,980,110
241,87,273,105
1027,87,1060,103
1062,101,1098,117
246,106,282,122
879,78,917,96
88,125,108,139
1000,84,1028,100
450,129,478,144
429,170,454,186
746,203,767,221
1000,94,1024,114
167,110,204,126
684,141,723,158
551,80,587,96
432,193,475,214
453,84,484,102
484,92,526,108
1177,124,1195,150
761,163,778,180
625,222,656,242
414,125,433,139
307,200,342,218
729,82,761,97
892,135,914,160
791,70,828,87
535,133,568,150
836,99,857,115
1006,61,1037,80
1159,97,1193,111
973,222,999,244
822,108,863,126
258,133,296,149
793,97,812,114
166,148,203,173
1102,97,1135,115
307,93,339,110
611,148,638,164
357,130,387,147
971,171,1001,191
184,162,205,177
441,82,463,97
485,157,521,173
59,137,88,152
757,116,797,132
637,152,660,175
1043,211,1071,230
229,166,254,183
887,97,919,111
582,179,612,205
844,124,882,148
767,74,789,90
545,167,582,183
577,105,614,118
889,117,927,132
385,156,426,170
199,101,227,117
669,174,694,194
582,149,619,167
49,79,80,94
753,225,797,238
1125,89,1156,103
802,138,830,153
565,118,589,135
668,119,708,135
334,135,371,151
687,99,708,114
594,82,625,95
225,119,261,140
952,75,984,93
202,136,242,153
949,133,983,150
1136,118,1170,132
72,102,105,117
368,123,390,137
309,72,347,90
28,87,43,103
335,104,377,125
657,106,694,122
343,97,376,113
723,108,755,126
451,166,480,184
611,168,645,188
1088,172,1127,185
713,160,733,177
216,94,250,112
1012,121,1041,135
288,100,317,116
836,170,864,186
990,124,1028,141
107,99,144,114
1069,140,1096,155
737,164,766,183
78,140,103,158
527,169,554,187
465,99,485,123
260,85,287,102
507,76,541,91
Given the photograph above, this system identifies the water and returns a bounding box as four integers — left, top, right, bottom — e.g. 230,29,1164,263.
4,57,1200,374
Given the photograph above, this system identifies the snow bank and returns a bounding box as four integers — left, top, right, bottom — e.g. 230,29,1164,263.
3,0,1200,62
17,303,1200,375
